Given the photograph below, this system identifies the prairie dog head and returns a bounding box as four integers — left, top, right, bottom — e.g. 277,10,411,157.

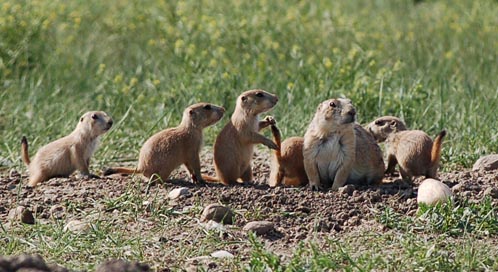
236,89,279,115
76,111,113,138
183,103,225,128
312,98,356,131
366,116,407,142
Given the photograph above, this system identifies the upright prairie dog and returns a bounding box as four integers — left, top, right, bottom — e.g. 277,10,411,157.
21,111,113,187
303,98,385,191
366,116,446,182
104,103,225,184
204,89,278,185
269,117,384,188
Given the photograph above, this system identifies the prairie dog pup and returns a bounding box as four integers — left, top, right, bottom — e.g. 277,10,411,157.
104,103,225,184
366,116,446,182
269,122,384,188
206,89,278,185
21,111,113,187
268,124,308,187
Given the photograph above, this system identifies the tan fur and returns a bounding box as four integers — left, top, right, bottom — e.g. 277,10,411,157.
366,116,446,182
268,124,308,187
303,98,357,191
270,121,384,188
21,111,113,187
206,89,278,185
104,103,225,184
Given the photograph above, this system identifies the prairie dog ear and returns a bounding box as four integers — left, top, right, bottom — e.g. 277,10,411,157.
189,109,195,115
241,96,248,102
80,116,84,122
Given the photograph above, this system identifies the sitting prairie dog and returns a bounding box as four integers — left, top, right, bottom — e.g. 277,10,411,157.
269,119,384,188
268,124,308,187
203,89,278,185
303,98,385,191
366,116,446,182
104,103,225,184
21,111,113,187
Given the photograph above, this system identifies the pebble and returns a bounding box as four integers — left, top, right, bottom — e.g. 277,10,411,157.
168,187,190,200
210,250,234,259
64,219,91,233
200,204,234,224
8,206,35,225
242,221,274,235
472,154,498,171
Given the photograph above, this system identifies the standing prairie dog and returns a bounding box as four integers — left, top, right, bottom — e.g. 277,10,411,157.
204,89,278,185
104,103,225,184
303,98,384,191
269,119,384,188
21,111,113,187
366,116,446,182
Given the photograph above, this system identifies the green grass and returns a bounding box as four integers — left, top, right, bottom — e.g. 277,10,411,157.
1,0,497,169
1,0,498,270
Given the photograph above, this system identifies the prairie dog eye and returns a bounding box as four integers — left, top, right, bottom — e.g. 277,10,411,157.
91,114,98,120
255,92,264,97
203,104,212,110
375,120,383,125
329,101,336,108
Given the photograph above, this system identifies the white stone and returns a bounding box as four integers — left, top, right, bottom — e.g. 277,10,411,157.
210,250,234,258
417,178,452,205
168,187,190,200
64,219,91,233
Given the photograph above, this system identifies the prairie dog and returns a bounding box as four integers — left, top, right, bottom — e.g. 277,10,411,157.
204,89,278,185
366,116,446,182
269,122,384,188
268,124,308,187
104,103,225,184
21,111,113,187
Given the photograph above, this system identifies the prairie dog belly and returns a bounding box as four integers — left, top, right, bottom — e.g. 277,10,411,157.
315,136,345,183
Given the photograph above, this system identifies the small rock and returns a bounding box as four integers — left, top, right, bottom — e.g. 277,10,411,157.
210,250,234,258
337,184,355,196
64,219,91,233
168,187,190,200
472,154,498,171
96,259,150,272
8,206,35,224
417,178,452,205
483,187,498,198
202,220,226,231
49,205,66,219
200,204,234,224
243,221,274,235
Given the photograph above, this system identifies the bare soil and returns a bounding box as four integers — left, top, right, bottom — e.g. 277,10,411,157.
1,150,497,271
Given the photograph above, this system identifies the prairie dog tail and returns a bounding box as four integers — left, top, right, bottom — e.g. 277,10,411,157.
431,130,447,167
270,124,282,160
103,167,139,176
201,174,219,183
21,136,30,165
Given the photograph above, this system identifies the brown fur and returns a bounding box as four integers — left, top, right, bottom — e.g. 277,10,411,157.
103,103,225,184
205,89,278,185
268,124,308,187
21,111,113,187
366,116,446,182
270,121,384,188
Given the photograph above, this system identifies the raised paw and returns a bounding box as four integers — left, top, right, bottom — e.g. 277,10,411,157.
264,116,276,126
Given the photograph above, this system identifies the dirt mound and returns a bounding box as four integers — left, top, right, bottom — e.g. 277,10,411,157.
1,150,497,270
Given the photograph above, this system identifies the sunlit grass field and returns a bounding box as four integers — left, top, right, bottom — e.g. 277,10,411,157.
1,0,497,270
1,0,496,170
